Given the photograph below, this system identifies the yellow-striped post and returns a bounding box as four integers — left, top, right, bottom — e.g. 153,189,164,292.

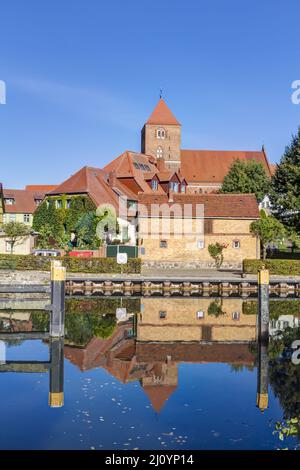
257,267,270,342
50,260,66,337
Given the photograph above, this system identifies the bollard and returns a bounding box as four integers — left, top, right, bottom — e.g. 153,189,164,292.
50,260,66,337
258,268,270,342
256,339,269,412
49,338,64,408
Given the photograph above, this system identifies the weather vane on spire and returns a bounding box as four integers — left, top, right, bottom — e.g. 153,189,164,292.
159,88,163,99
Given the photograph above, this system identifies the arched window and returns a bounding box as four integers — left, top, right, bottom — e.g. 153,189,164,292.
156,128,166,139
157,146,164,158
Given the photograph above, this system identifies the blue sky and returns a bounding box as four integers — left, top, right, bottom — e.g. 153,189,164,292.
0,0,299,188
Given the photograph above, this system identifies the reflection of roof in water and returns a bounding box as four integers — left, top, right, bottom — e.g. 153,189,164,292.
143,385,177,413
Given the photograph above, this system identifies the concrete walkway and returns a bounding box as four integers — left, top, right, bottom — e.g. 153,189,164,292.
67,268,300,283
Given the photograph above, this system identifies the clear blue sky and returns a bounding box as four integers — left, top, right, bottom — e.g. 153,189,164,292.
0,0,299,188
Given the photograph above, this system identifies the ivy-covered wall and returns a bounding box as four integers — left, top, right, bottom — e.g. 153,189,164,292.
32,194,96,248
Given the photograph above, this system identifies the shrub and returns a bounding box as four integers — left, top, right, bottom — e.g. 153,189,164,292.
0,254,141,274
243,259,300,275
208,243,228,269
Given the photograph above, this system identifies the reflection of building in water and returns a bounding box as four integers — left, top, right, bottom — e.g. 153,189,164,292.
269,315,300,336
138,298,257,342
0,312,33,332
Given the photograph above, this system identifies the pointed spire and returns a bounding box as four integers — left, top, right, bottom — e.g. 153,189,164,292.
146,98,181,126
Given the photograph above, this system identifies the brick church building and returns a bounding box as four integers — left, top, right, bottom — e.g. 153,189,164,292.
140,97,273,193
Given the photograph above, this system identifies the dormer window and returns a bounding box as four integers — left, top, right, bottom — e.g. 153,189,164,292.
157,146,164,159
151,179,158,191
169,181,179,192
4,198,15,205
35,199,42,206
181,184,186,193
156,128,166,139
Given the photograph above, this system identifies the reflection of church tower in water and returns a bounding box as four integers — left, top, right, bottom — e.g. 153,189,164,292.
256,339,269,412
49,338,64,408
141,358,178,413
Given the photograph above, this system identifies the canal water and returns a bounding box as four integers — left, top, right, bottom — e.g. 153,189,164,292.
0,296,299,450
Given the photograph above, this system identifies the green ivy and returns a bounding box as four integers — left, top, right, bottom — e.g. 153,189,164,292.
32,195,96,248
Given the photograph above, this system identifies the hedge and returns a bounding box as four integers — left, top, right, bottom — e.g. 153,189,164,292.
243,300,300,318
243,259,300,275
0,254,141,274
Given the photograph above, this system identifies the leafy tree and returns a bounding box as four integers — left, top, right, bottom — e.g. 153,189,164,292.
207,299,226,317
270,128,300,231
221,159,270,202
75,211,102,249
2,222,31,254
250,212,286,259
268,327,300,448
286,229,300,254
208,242,228,269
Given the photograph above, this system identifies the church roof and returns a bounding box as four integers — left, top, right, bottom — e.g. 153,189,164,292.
142,385,177,413
180,149,272,183
146,98,181,126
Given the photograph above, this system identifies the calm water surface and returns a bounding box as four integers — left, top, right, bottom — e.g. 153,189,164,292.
0,297,299,450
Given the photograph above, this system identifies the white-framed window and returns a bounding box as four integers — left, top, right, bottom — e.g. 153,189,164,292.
9,214,16,222
181,184,186,193
197,311,204,319
233,240,240,249
157,146,164,158
232,312,240,321
23,214,30,223
159,311,167,319
160,240,168,248
56,200,62,209
35,199,42,206
66,199,71,209
156,128,166,139
197,239,205,249
151,179,158,191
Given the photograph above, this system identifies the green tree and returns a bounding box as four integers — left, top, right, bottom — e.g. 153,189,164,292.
2,222,31,254
270,128,300,231
250,212,286,259
221,159,270,202
208,242,228,269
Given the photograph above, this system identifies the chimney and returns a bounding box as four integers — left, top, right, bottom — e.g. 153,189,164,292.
108,170,117,187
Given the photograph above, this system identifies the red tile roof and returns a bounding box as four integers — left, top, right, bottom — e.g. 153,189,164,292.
146,98,181,126
25,185,57,191
138,193,259,218
104,151,166,195
180,149,272,183
3,189,47,214
48,166,121,209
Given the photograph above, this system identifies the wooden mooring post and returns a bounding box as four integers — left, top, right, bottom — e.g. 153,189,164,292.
50,260,66,338
258,267,270,342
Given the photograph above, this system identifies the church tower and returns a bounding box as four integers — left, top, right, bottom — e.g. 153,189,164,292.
141,98,181,172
